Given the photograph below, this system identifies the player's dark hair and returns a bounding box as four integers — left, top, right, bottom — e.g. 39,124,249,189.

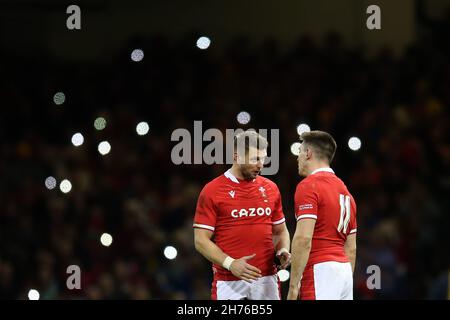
300,131,337,164
234,130,268,154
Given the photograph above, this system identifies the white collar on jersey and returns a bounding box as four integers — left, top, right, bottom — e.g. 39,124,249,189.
224,169,256,183
224,169,240,183
310,167,335,175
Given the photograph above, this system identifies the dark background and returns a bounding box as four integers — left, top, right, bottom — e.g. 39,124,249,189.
0,0,449,299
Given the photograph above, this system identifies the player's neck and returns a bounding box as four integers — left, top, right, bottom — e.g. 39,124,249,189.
229,165,246,181
307,163,331,176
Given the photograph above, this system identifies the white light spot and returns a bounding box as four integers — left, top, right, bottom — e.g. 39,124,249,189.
297,123,311,136
278,270,290,282
45,176,57,190
28,289,40,300
131,49,144,62
164,246,178,260
196,36,211,50
290,142,301,156
94,117,107,131
348,137,362,151
71,133,84,147
100,233,113,247
98,141,111,155
237,111,251,125
59,179,72,194
53,92,65,105
136,122,150,136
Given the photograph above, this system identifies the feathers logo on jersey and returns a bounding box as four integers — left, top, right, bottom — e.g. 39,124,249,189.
258,186,267,197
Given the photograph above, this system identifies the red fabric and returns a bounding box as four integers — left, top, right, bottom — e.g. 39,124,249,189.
194,172,285,281
294,171,357,266
300,264,316,300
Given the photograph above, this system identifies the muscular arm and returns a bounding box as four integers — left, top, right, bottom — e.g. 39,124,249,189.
272,222,290,254
287,219,316,300
194,228,262,282
344,233,357,273
273,222,291,269
194,228,229,266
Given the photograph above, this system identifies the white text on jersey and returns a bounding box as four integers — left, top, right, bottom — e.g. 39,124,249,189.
231,207,272,218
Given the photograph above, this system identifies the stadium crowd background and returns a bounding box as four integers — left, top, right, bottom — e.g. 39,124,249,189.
1,2,449,300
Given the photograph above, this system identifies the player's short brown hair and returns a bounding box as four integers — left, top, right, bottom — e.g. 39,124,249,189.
300,130,337,164
234,130,268,154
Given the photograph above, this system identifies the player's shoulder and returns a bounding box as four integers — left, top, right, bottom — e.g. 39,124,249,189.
296,174,316,189
295,174,324,198
300,171,343,185
200,174,226,194
327,173,349,190
256,175,280,191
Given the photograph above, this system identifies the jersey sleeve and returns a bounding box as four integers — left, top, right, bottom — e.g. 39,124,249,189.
348,195,357,234
193,185,217,232
271,184,286,225
294,180,319,221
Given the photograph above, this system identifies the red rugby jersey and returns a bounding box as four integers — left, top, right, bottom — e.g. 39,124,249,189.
294,168,357,266
194,170,286,281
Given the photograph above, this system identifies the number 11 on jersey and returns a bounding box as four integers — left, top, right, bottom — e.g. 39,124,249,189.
338,194,351,234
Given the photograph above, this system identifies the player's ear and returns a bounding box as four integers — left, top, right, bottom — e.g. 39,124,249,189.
233,151,238,163
306,147,313,160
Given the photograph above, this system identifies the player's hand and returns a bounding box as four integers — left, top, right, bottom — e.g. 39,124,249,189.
277,251,291,270
229,254,262,283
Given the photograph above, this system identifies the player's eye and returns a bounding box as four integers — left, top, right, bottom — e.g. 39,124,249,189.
254,157,265,164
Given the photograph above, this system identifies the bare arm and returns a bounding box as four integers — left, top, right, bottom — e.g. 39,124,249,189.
272,222,291,269
194,228,262,282
287,219,316,300
344,233,357,273
273,222,290,253
194,228,228,266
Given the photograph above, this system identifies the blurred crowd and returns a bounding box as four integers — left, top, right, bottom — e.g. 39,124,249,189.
1,24,449,299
